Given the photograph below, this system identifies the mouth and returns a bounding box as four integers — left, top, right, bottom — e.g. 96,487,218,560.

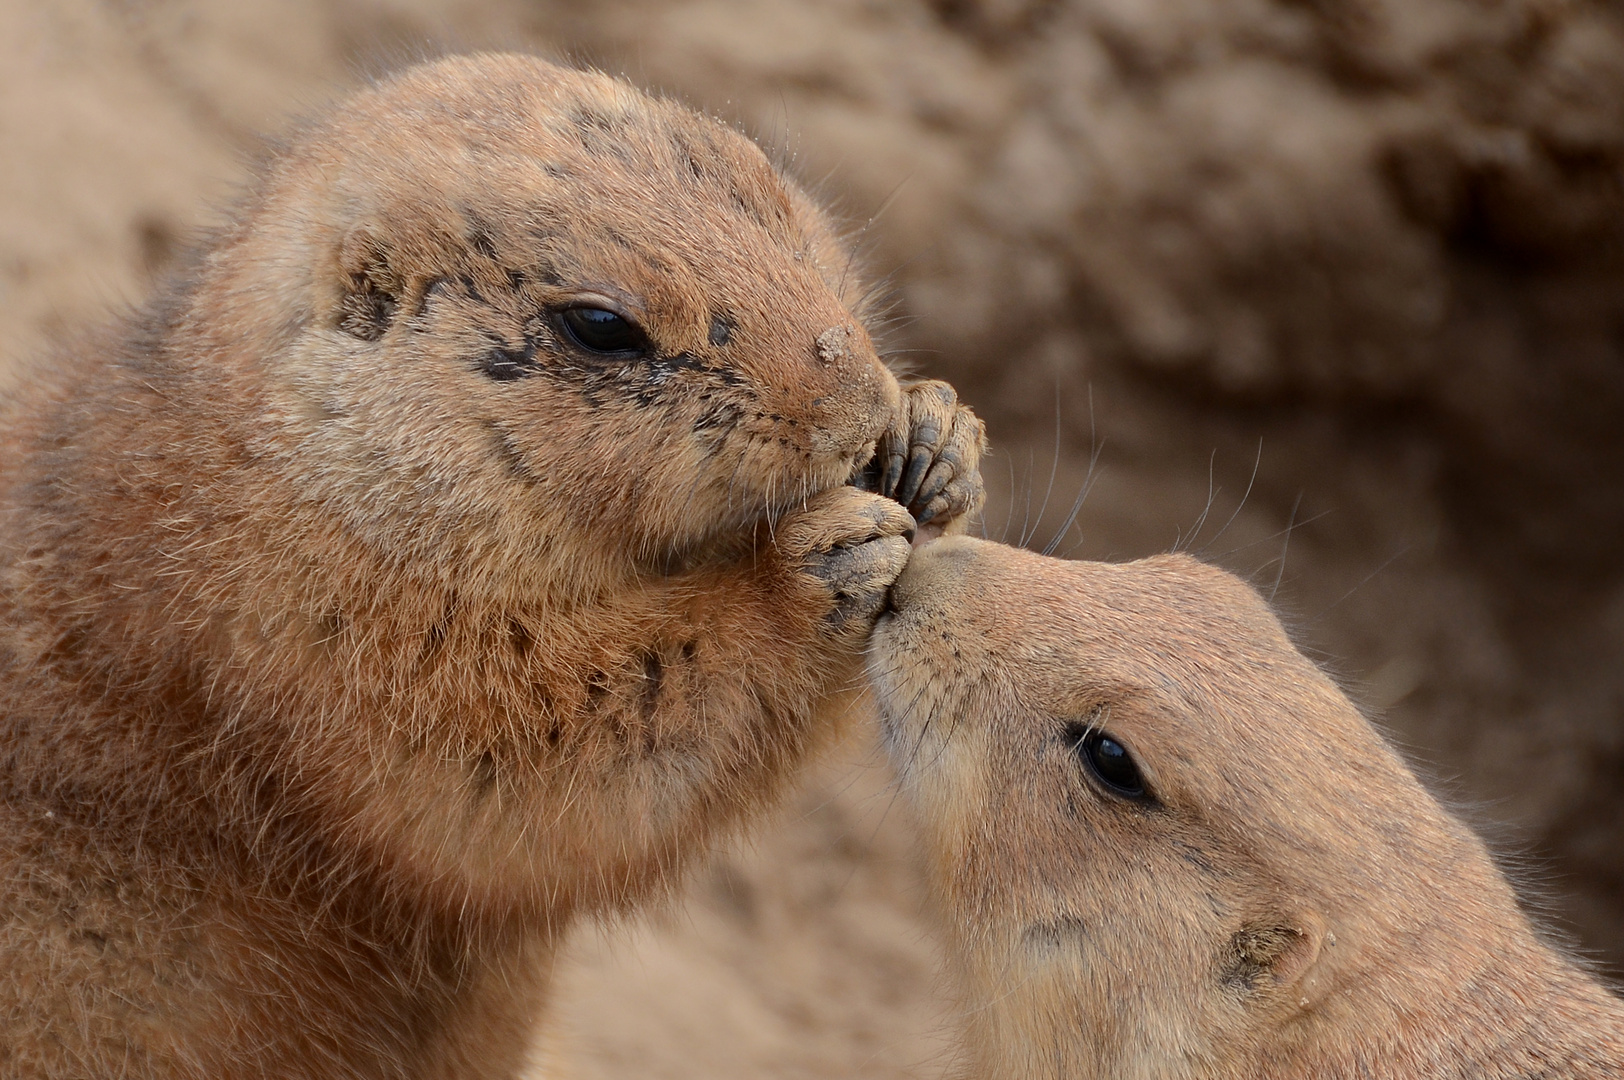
748,437,881,521
878,578,904,620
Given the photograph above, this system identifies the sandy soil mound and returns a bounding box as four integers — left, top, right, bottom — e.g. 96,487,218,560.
5,0,1623,1074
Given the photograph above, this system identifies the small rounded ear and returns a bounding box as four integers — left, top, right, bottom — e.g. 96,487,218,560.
336,227,401,341
1220,909,1326,1006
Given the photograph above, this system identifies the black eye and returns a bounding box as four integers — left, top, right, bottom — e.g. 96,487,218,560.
1069,724,1151,802
558,306,648,355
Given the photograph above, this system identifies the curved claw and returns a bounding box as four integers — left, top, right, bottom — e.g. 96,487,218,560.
897,442,937,509
881,444,909,501
912,449,962,513
847,379,986,537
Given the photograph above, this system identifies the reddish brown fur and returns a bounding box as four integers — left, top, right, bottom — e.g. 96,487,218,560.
870,537,1624,1079
0,55,983,1078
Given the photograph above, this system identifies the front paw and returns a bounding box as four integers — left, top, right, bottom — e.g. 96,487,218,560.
776,487,915,637
854,380,986,541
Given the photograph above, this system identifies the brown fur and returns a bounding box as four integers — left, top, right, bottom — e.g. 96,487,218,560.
0,54,984,1078
869,537,1624,1079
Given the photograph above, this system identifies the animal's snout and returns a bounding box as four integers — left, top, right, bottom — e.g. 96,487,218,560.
886,534,983,617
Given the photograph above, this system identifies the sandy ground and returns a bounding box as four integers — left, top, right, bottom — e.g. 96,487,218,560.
5,0,1624,1074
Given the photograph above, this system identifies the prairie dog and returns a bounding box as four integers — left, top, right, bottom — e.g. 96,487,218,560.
869,537,1624,1079
0,53,984,1078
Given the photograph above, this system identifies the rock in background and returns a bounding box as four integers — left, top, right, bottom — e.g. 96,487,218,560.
4,0,1623,1074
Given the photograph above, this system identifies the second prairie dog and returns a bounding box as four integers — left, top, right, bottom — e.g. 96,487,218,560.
869,537,1624,1079
0,54,985,1079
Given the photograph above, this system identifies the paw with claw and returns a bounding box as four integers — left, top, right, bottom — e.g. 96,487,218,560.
853,380,986,543
775,486,917,638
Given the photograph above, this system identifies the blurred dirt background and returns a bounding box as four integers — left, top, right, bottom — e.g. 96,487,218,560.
4,0,1624,1075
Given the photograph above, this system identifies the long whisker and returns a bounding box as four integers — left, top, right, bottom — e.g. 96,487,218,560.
839,175,913,307
1210,507,1332,563
1201,437,1263,552
1269,491,1304,601
1045,463,1102,558
1019,446,1036,548
1000,450,1018,544
1178,450,1220,553
1027,393,1062,551
1313,546,1410,620
1048,385,1105,557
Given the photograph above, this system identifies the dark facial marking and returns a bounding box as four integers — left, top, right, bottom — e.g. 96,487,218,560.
338,265,397,341
337,236,399,340
708,314,734,347
1023,916,1089,956
482,420,544,485
469,229,499,261
671,131,715,184
694,400,744,435
528,258,564,287
652,351,740,382
1176,842,1218,876
622,351,746,408
458,273,488,306
570,103,623,134
477,336,540,382
728,181,789,233
729,185,761,226
568,105,633,161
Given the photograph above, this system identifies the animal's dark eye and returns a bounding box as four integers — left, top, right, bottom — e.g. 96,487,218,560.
1069,724,1151,802
558,306,648,356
